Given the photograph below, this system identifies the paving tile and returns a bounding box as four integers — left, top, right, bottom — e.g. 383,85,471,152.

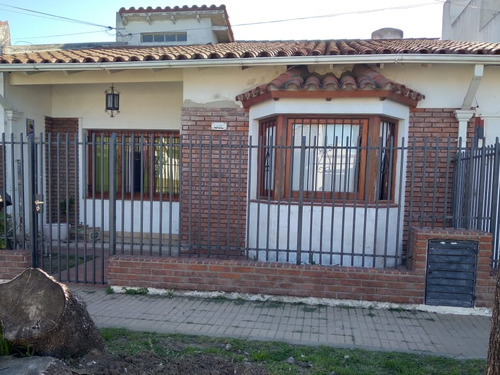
72,285,491,359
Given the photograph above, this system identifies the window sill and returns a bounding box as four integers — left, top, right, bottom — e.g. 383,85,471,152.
251,199,398,208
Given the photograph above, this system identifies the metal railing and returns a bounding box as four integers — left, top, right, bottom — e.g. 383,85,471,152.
0,133,497,283
453,139,500,267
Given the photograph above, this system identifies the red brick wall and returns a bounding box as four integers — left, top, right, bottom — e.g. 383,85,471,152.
44,117,79,225
108,255,426,304
0,249,30,280
108,227,495,307
180,107,248,257
405,108,459,231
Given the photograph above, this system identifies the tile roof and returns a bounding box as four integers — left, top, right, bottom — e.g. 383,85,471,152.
118,4,228,14
1,39,500,65
236,64,424,108
117,4,234,43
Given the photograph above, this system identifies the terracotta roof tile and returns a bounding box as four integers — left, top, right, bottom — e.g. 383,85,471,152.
2,39,500,65
235,65,425,108
118,4,227,14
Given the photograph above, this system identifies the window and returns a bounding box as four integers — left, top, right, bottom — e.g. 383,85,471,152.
141,32,187,43
88,131,180,200
259,116,396,202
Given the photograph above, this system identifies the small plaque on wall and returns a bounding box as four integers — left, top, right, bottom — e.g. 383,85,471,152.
211,122,227,131
26,118,34,135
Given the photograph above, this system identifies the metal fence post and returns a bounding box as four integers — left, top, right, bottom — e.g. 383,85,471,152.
27,133,38,267
490,139,500,267
108,133,117,255
296,136,306,265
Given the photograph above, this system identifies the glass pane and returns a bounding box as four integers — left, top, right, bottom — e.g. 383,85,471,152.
141,34,153,42
153,34,164,42
155,137,180,194
165,33,176,42
122,139,132,193
263,126,275,193
177,33,187,42
95,137,110,193
292,123,359,193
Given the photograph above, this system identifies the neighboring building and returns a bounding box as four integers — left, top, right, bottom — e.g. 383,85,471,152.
442,0,500,42
115,5,233,45
0,5,499,307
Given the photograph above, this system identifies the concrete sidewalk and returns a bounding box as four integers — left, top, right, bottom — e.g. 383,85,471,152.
71,285,492,360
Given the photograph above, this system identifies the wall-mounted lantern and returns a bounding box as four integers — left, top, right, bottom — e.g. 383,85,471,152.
105,84,120,117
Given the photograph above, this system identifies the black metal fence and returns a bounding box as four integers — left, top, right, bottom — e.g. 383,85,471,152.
453,140,500,267
0,133,497,283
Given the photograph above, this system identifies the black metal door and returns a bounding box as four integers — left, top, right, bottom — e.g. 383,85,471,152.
425,240,477,307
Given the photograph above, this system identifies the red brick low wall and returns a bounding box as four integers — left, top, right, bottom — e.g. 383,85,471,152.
0,249,31,280
2,227,494,308
109,257,426,304
108,227,496,308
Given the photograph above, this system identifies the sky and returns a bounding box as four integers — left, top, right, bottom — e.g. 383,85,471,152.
0,0,445,46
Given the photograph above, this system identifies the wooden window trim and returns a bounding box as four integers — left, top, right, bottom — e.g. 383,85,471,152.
258,115,398,203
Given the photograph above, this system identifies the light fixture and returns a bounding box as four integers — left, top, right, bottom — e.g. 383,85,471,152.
105,84,120,117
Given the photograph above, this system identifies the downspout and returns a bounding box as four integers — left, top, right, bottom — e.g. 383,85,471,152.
455,64,484,147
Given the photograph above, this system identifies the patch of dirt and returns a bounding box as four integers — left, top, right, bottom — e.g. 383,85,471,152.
66,350,269,375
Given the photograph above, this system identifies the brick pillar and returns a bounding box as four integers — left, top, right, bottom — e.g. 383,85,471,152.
44,117,79,225
180,107,249,258
403,109,459,259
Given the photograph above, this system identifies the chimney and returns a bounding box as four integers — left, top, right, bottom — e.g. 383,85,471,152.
0,21,11,46
371,28,403,39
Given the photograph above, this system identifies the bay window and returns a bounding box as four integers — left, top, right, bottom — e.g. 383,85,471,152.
259,116,396,202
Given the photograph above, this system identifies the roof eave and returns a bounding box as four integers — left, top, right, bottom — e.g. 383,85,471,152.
240,90,421,109
2,54,500,72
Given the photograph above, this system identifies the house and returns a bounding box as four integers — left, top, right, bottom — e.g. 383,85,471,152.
442,0,500,42
0,5,499,308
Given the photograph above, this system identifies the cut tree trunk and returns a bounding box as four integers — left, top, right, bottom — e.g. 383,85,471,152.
487,269,500,375
0,268,104,358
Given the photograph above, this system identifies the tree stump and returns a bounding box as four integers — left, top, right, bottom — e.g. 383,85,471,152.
0,268,104,358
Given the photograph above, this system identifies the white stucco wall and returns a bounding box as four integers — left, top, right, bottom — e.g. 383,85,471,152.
52,81,183,130
248,203,400,267
85,200,179,234
117,15,218,45
3,80,52,136
182,66,284,106
0,80,53,236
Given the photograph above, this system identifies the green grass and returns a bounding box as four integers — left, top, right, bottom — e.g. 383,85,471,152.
0,326,33,357
99,327,486,375
122,287,149,295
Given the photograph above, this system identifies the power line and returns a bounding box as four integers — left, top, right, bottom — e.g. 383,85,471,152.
234,1,443,28
18,30,111,41
0,3,114,30
1,1,446,43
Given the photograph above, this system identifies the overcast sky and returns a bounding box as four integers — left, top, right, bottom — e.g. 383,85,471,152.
0,0,445,45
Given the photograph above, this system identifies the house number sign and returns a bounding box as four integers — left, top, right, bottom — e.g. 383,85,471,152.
211,122,227,130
